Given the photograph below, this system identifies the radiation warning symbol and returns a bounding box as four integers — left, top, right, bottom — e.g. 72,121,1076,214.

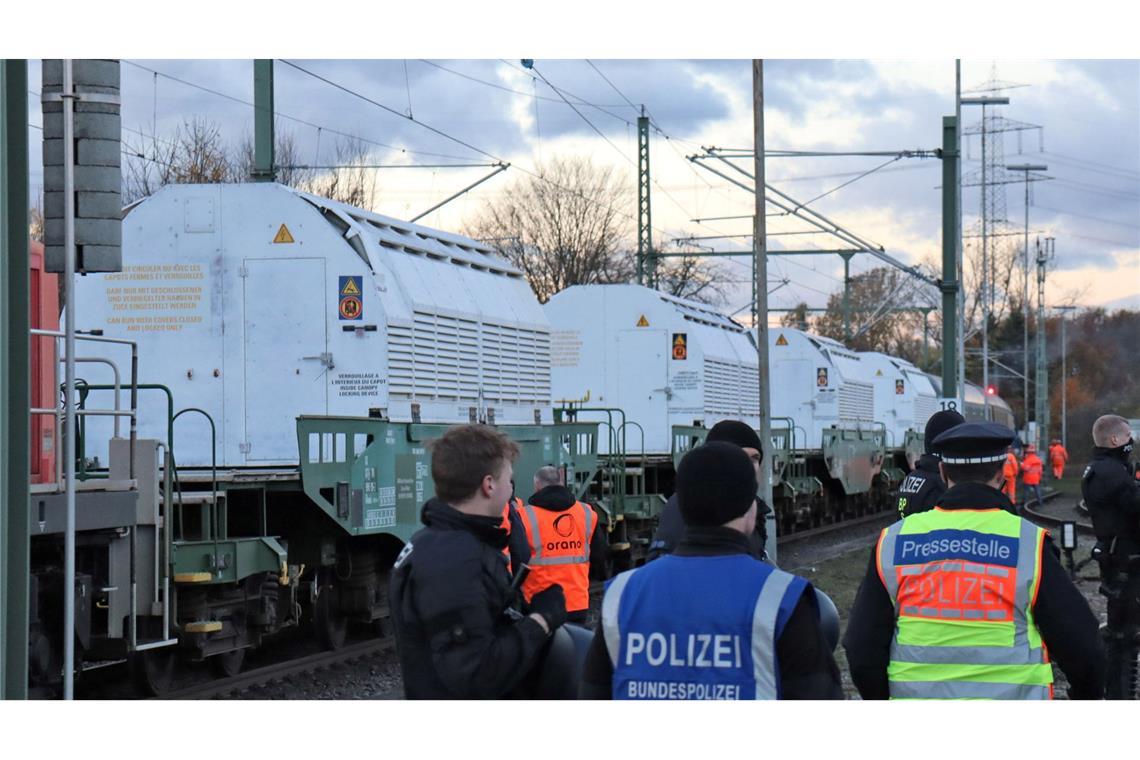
816,367,829,387
775,333,788,346
273,224,295,244
339,275,363,321
636,315,650,327
672,333,687,361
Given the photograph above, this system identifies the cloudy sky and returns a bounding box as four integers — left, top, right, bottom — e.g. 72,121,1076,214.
23,57,1140,319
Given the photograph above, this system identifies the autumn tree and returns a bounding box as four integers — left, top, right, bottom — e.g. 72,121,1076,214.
810,265,936,363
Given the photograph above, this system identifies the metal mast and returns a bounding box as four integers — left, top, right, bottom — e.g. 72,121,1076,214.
637,108,653,287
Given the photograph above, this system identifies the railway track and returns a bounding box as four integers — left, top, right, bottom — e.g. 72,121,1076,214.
158,637,394,700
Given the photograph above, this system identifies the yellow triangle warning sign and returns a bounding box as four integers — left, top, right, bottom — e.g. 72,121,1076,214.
273,224,295,244
875,369,883,376
775,334,788,346
636,315,650,327
341,278,361,296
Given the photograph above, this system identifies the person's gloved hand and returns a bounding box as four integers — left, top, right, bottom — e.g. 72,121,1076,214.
528,584,567,632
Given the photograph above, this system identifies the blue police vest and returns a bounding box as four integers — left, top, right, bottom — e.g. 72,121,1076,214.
601,554,807,700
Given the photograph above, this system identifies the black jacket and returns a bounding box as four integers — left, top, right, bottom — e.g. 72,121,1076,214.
505,500,532,574
647,492,772,562
896,454,947,517
389,498,551,699
525,485,609,583
579,526,844,700
1081,445,1140,555
843,481,1106,700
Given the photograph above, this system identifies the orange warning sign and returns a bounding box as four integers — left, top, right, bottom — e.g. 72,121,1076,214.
636,315,650,327
775,334,788,346
273,224,295,244
672,333,687,361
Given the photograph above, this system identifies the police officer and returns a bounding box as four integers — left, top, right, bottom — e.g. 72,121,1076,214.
1081,414,1140,699
579,441,843,699
844,421,1104,700
648,420,773,562
516,465,608,624
896,409,965,517
389,425,569,699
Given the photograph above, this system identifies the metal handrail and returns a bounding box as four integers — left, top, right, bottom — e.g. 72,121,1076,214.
173,408,220,563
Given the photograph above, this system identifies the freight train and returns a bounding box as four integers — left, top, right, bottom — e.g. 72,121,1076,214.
28,182,1019,695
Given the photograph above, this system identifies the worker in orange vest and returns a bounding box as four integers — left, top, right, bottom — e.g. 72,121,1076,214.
1048,439,1069,480
1021,444,1044,509
516,465,607,623
1002,447,1020,505
500,487,531,576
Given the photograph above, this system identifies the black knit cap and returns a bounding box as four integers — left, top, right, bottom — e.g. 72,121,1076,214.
924,409,967,456
677,441,758,527
707,419,763,462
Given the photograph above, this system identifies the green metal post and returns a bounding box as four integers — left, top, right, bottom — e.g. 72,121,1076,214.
940,115,959,402
637,111,651,287
1,58,31,699
840,252,853,342
252,60,275,182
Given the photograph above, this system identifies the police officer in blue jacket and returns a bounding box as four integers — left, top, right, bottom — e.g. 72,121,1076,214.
578,442,843,699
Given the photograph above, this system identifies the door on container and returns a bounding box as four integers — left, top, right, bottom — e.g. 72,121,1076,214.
243,258,328,462
616,329,668,453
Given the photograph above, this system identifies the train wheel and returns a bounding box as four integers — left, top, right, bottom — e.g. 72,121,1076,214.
314,584,347,651
210,648,246,678
130,647,177,697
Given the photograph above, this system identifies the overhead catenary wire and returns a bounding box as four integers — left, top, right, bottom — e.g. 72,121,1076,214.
122,60,476,162
420,60,633,123
282,59,690,245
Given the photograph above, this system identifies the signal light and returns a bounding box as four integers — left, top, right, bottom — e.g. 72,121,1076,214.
985,385,997,396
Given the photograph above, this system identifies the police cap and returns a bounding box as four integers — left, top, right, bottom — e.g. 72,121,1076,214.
930,421,1017,464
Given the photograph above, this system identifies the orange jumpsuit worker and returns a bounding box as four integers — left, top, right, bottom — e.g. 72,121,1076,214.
1048,439,1069,480
1022,445,1044,508
1002,447,1020,505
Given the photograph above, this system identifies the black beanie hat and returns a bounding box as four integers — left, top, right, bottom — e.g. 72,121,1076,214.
924,409,967,455
707,420,763,461
677,441,758,527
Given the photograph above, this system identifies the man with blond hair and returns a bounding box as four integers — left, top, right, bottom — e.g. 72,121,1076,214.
1082,413,1140,698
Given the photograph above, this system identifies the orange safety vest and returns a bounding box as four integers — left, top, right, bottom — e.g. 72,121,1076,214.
517,501,597,613
1002,453,1019,502
1022,453,1043,485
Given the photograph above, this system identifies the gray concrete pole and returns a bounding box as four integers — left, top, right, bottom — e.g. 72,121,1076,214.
752,60,775,560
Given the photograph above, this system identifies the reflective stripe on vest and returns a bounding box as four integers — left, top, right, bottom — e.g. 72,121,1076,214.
519,500,596,611
522,502,593,567
876,508,1052,700
600,555,806,700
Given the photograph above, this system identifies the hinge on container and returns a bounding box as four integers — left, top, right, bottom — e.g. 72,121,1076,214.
238,265,249,278
239,442,251,455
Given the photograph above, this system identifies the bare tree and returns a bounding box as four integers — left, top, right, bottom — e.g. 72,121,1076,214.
29,196,44,242
810,266,934,363
122,117,231,203
296,136,379,209
654,242,728,305
233,126,311,188
463,156,633,303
